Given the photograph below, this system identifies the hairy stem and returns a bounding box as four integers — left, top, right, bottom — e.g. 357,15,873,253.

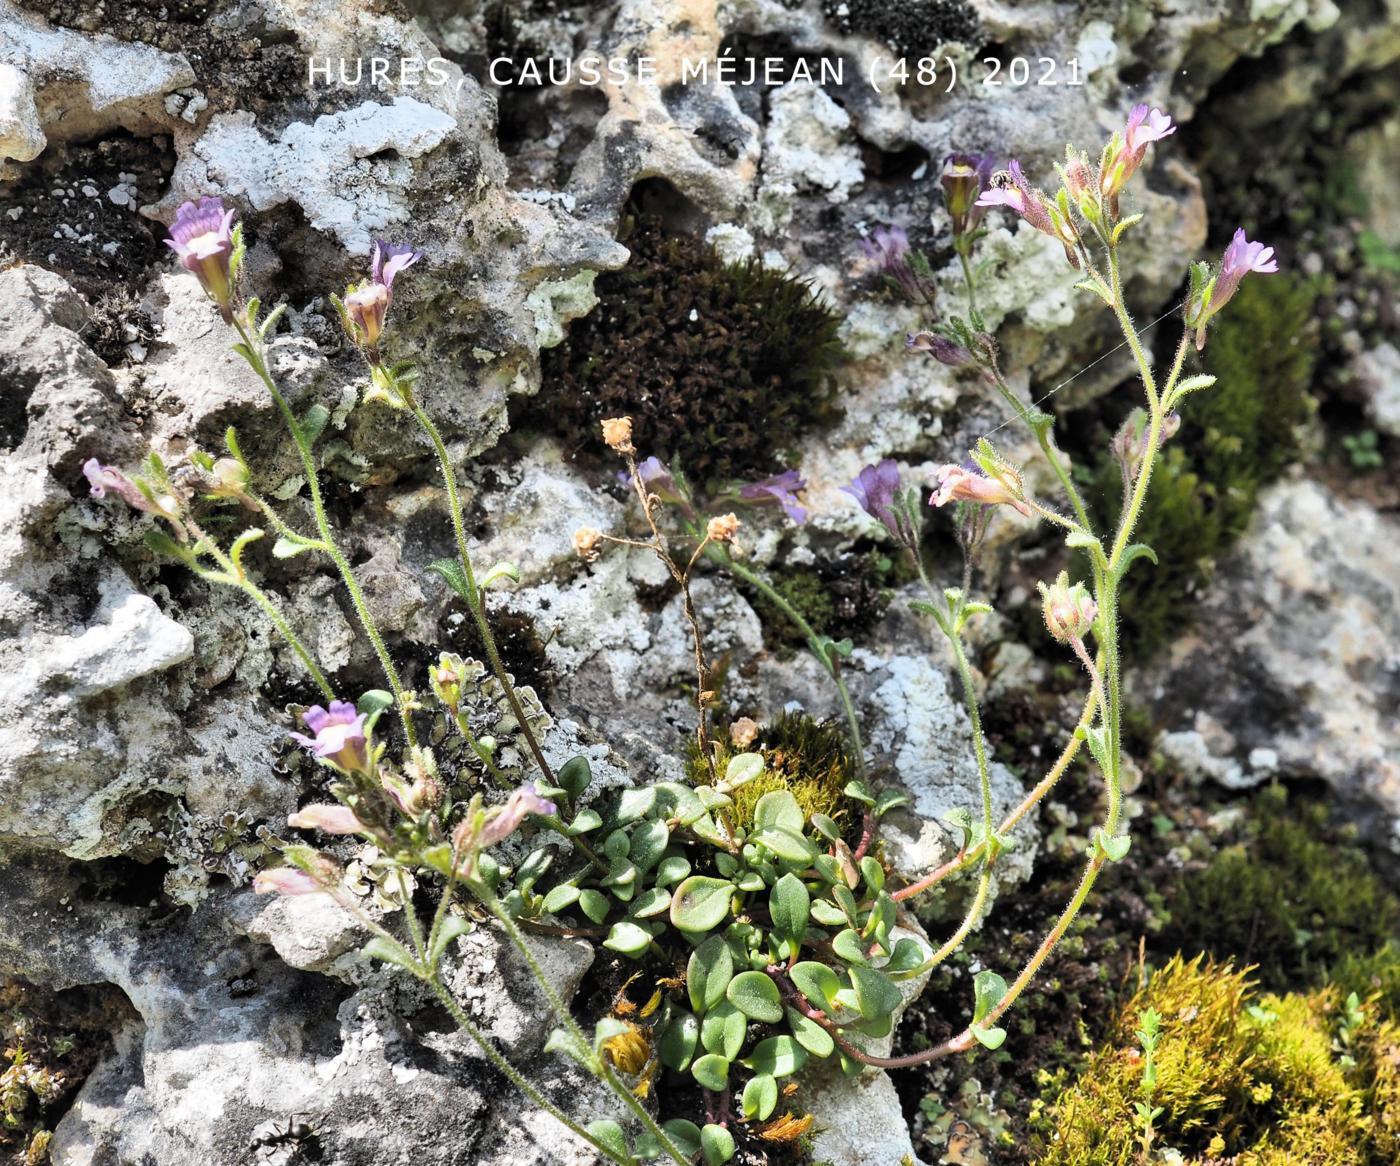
233,319,415,744
708,545,868,778
410,401,556,785
425,977,633,1166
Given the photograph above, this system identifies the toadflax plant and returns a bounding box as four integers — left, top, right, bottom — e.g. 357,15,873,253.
83,107,1276,1164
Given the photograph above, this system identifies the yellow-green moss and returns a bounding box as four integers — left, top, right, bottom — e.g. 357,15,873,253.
1035,955,1400,1165
696,713,856,830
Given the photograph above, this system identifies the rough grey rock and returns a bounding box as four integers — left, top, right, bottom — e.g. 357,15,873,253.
0,0,194,171
1147,477,1400,839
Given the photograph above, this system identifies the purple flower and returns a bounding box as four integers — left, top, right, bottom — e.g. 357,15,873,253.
291,701,371,776
342,240,422,353
83,458,189,540
165,197,238,322
1187,229,1279,349
738,470,808,525
1101,105,1175,199
858,225,924,302
636,456,692,511
941,152,994,238
907,330,972,367
287,804,365,835
844,459,913,544
857,224,909,266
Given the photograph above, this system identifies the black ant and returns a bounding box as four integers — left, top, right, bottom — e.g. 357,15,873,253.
249,1111,325,1162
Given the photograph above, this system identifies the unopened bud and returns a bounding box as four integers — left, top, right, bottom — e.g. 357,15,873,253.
1037,571,1098,643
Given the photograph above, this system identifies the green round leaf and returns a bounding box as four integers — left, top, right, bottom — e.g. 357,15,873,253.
785,1007,835,1058
752,827,817,865
790,961,841,1010
655,855,691,886
743,1034,807,1078
629,819,670,871
540,883,581,915
741,1073,778,1121
700,1123,736,1166
661,1119,702,1160
727,970,782,1024
578,888,610,924
659,1012,699,1071
585,1119,629,1159
848,966,902,1021
832,928,869,966
723,752,764,790
558,755,592,797
629,886,671,919
691,1052,730,1092
671,876,734,934
859,856,885,894
753,789,804,834
688,935,735,1014
700,1001,746,1060
971,1022,1007,1050
972,969,1009,1026
770,872,811,945
604,921,653,958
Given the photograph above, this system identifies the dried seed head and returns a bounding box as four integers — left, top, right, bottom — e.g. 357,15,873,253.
601,416,634,453
706,512,741,542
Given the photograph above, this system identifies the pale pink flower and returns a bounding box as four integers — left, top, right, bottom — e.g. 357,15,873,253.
165,197,238,322
287,804,365,834
930,464,1033,518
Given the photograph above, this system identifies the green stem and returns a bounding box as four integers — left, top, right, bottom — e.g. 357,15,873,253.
957,246,978,315
233,319,415,745
476,890,689,1166
424,977,633,1166
708,545,868,778
411,400,555,784
185,519,335,700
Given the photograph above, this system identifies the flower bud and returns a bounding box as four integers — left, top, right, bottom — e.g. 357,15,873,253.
1037,571,1098,643
287,803,364,835
430,652,464,711
907,331,972,367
